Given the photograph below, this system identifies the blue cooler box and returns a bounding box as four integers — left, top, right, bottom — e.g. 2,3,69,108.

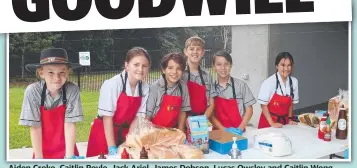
209,130,248,155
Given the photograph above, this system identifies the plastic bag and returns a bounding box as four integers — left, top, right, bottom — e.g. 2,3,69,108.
118,117,203,159
328,89,349,129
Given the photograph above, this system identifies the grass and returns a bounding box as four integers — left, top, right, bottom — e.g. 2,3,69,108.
9,86,100,149
9,68,218,149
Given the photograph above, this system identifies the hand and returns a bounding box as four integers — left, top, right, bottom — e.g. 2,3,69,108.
288,120,297,125
108,146,118,156
224,127,243,136
270,122,283,128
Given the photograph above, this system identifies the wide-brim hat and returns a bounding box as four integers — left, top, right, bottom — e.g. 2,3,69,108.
25,48,82,73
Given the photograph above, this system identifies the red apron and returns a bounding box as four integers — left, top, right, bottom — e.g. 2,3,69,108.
151,77,183,128
186,65,207,115
86,72,142,157
258,74,293,129
214,77,244,131
32,83,79,159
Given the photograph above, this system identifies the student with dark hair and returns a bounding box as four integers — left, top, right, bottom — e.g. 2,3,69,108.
86,47,152,157
146,52,191,132
257,52,299,129
209,50,256,135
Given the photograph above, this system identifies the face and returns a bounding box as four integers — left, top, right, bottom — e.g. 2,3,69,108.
276,58,292,79
184,45,205,64
162,60,183,85
39,64,69,91
213,56,232,79
125,55,150,81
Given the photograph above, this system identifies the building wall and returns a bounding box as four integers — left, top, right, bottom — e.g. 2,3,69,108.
268,22,349,110
231,22,349,127
231,25,270,127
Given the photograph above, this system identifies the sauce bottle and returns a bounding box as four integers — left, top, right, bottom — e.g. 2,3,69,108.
98,152,106,159
121,148,130,159
323,125,331,141
336,105,347,140
318,113,328,139
140,147,148,159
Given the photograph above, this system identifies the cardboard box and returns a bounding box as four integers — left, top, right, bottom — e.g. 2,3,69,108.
186,115,209,154
209,130,248,155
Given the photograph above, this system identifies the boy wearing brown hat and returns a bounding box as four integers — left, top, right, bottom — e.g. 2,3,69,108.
19,48,84,159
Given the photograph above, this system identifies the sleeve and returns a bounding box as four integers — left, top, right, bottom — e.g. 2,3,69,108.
137,83,149,117
208,75,218,98
64,84,84,123
242,82,257,108
19,85,41,127
292,79,299,104
98,80,120,117
145,85,158,118
257,79,273,105
181,83,192,112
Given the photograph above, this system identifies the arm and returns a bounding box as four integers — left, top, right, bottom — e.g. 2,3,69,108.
145,84,157,121
206,75,217,118
30,126,43,158
209,115,225,130
19,84,43,158
103,116,116,147
288,105,297,125
289,78,299,125
64,84,84,157
204,97,215,118
238,105,253,130
178,111,187,132
262,104,282,128
239,81,256,130
97,80,119,149
64,123,76,158
129,83,151,132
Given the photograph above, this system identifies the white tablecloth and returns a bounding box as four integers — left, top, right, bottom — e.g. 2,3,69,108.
88,124,348,160
204,124,348,159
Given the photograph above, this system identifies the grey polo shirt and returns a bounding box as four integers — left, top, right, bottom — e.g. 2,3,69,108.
19,81,84,127
182,67,217,106
146,76,191,118
214,77,257,116
97,71,150,117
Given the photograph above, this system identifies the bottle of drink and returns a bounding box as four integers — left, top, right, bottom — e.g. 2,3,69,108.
336,105,347,140
318,113,328,139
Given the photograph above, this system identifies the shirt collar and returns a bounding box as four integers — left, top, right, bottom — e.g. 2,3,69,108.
276,72,290,86
215,77,232,88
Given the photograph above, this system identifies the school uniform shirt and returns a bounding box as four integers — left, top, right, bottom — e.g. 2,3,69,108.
258,72,299,105
215,77,257,116
182,67,218,106
19,81,84,127
97,71,150,117
146,76,191,118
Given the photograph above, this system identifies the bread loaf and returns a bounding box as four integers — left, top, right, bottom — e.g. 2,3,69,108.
298,113,320,127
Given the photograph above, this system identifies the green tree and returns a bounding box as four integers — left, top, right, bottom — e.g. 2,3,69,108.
10,32,59,78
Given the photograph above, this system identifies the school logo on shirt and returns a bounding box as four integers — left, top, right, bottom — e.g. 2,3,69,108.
273,101,279,106
167,105,177,112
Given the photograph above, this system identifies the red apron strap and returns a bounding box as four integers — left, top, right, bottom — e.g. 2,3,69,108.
40,83,67,110
187,64,205,86
121,71,143,97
